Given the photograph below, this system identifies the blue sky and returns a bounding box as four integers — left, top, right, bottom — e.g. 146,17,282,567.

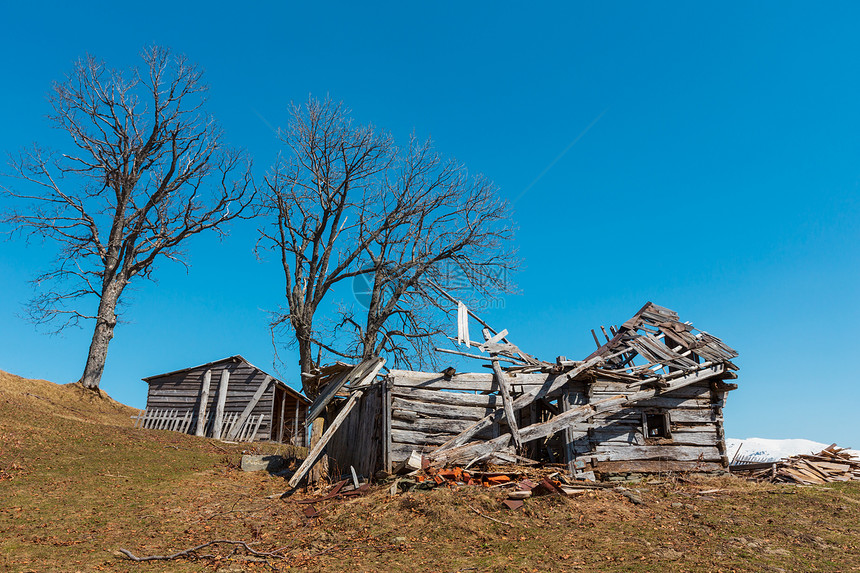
1,2,858,446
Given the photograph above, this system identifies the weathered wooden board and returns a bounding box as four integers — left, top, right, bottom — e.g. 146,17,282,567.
391,397,491,420
428,434,513,467
391,388,502,408
599,408,721,424
391,417,482,435
391,428,455,446
588,394,710,409
389,370,553,392
588,445,722,462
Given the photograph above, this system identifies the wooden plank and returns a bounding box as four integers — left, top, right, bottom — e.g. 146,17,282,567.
490,352,522,450
305,369,352,423
391,428,456,446
589,445,722,462
194,369,212,436
391,417,491,435
290,358,386,487
211,368,231,439
383,380,392,473
391,397,491,421
289,389,365,488
388,370,554,392
391,387,502,408
226,375,273,441
428,434,513,467
250,414,265,441
306,357,383,422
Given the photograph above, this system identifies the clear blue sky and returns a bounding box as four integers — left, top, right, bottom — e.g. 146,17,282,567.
1,2,858,446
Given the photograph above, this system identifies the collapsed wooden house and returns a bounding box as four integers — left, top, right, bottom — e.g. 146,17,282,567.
289,302,739,485
138,355,310,445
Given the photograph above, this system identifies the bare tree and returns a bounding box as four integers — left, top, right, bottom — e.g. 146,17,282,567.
259,97,515,396
1,46,255,391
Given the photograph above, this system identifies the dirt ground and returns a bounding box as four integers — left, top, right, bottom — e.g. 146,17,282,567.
1,369,859,572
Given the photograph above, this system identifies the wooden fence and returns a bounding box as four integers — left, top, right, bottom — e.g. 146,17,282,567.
132,408,267,442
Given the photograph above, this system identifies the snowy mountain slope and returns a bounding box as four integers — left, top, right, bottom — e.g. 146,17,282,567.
726,437,859,463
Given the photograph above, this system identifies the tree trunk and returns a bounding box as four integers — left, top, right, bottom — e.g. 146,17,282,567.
79,281,123,391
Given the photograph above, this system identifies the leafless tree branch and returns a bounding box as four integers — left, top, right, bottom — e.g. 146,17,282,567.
1,45,256,390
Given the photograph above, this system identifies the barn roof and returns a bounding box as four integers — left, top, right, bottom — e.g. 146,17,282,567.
142,355,309,403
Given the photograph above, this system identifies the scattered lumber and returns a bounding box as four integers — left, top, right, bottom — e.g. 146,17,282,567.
731,444,860,485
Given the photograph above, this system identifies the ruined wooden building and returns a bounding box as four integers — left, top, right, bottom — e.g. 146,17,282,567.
138,355,310,445
290,302,738,485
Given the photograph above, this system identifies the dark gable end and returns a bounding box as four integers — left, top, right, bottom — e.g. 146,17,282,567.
141,355,309,444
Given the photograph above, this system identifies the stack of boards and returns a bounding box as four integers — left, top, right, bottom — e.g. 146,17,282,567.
732,444,860,485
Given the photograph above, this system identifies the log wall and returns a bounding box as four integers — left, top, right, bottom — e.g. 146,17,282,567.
385,370,731,474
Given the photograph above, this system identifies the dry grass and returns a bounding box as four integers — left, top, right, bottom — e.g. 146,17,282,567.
1,369,859,572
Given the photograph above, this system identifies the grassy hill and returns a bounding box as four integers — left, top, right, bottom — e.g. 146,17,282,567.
1,369,859,572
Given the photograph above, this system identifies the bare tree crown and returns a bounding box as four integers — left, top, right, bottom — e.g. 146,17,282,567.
259,97,516,389
2,46,254,329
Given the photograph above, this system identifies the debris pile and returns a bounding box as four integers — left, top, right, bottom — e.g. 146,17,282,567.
385,452,607,509
731,444,860,485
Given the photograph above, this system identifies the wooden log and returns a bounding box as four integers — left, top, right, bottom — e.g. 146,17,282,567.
391,428,456,446
211,368,231,439
391,417,493,435
388,370,554,392
391,397,491,420
588,445,722,462
391,387,502,408
226,376,273,441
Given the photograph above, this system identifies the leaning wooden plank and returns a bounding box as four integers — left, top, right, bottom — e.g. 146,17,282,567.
305,357,382,423
194,369,212,437
490,355,522,450
211,368,231,439
249,414,265,441
226,376,273,441
289,389,366,488
428,434,513,467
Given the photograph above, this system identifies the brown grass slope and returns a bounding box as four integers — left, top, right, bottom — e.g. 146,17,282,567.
1,369,859,572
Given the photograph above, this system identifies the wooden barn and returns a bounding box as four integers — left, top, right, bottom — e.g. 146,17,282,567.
138,355,310,445
289,302,739,485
